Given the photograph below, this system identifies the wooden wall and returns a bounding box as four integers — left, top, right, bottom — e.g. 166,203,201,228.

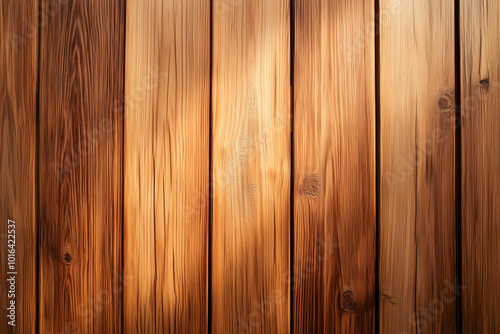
1,0,499,333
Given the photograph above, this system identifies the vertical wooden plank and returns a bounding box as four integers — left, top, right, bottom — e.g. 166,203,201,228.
212,0,291,332
461,0,500,331
379,0,457,332
293,0,376,332
38,0,124,332
0,1,37,333
124,0,210,332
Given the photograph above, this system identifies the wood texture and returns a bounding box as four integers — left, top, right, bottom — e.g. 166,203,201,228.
293,0,376,332
38,0,124,332
212,0,291,332
460,0,500,331
379,0,457,332
0,1,37,333
123,0,210,332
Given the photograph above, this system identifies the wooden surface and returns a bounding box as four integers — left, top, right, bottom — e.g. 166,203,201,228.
293,0,376,332
379,0,457,332
460,0,500,331
212,0,291,332
38,0,125,332
2,0,500,332
0,1,37,333
123,0,210,332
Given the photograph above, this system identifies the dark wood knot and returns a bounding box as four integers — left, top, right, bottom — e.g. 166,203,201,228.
341,290,356,312
62,251,74,266
480,78,490,88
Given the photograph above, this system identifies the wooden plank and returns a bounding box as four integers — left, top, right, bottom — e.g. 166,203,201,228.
123,0,210,332
0,1,37,332
379,0,457,332
293,0,376,332
460,0,500,331
212,0,291,332
38,0,125,332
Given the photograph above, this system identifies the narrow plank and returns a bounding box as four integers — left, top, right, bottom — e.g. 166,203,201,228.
38,0,125,332
0,1,37,332
460,0,500,331
212,0,291,332
293,0,376,332
379,0,457,332
123,0,210,332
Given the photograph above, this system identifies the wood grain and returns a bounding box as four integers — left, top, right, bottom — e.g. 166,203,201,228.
38,0,124,332
379,0,457,332
123,0,210,332
293,0,376,332
460,0,500,331
212,0,291,332
0,1,37,333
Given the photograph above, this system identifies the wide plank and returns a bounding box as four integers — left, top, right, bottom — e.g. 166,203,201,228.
460,0,500,331
212,0,291,332
123,0,210,332
0,1,37,332
379,0,457,332
293,0,376,332
38,0,125,332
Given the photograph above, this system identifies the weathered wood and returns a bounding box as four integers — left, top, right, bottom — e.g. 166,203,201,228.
0,1,37,332
293,0,376,332
379,0,457,332
123,0,210,332
460,0,500,331
212,0,291,332
38,0,125,332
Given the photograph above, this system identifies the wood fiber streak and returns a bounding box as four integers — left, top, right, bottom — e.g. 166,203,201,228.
0,1,37,333
293,0,376,332
123,0,210,333
460,0,500,331
38,0,124,332
212,0,291,332
379,0,456,332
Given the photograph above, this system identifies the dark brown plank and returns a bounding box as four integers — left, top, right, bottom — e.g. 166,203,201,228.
293,0,376,332
38,0,124,332
123,0,210,332
0,0,37,332
461,0,500,331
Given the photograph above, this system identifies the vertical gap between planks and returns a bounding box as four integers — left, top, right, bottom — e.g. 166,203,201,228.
454,0,463,332
208,0,214,332
290,0,295,332
35,0,42,332
374,0,381,331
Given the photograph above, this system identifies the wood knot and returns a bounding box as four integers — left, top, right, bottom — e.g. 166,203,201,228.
62,251,74,266
300,173,320,197
480,78,490,88
341,290,356,312
438,90,455,112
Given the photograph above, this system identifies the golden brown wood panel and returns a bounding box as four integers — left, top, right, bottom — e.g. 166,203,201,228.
123,0,210,332
460,0,500,331
212,0,291,332
293,0,375,332
0,1,37,333
38,0,124,332
379,0,457,332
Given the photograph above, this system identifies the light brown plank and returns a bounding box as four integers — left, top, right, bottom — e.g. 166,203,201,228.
123,0,210,332
0,1,37,332
212,0,291,332
38,0,125,332
379,0,457,332
293,0,376,332
460,0,500,331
